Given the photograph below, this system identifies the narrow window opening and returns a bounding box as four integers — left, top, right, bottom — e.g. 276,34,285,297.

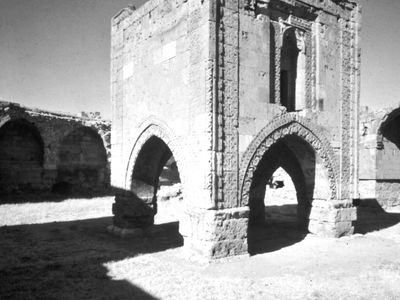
280,28,306,112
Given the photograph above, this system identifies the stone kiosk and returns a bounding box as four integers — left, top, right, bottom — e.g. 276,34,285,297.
110,0,361,259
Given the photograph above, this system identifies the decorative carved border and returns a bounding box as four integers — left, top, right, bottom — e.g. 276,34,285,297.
272,16,312,107
124,119,186,194
239,113,339,206
247,0,356,18
272,21,281,105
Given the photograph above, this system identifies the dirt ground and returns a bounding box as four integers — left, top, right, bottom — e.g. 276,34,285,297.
1,196,400,299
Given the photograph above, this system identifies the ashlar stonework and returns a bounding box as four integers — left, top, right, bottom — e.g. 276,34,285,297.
110,0,361,259
359,106,400,209
0,101,111,195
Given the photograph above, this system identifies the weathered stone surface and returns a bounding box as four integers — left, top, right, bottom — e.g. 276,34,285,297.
0,101,110,195
111,0,361,259
359,106,400,209
180,206,250,259
308,220,354,238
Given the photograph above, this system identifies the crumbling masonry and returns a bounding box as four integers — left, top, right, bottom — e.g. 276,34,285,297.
110,0,361,258
0,101,111,195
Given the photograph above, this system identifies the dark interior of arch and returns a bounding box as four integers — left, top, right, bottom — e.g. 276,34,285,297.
381,114,400,149
248,135,316,254
54,127,108,194
280,28,299,112
131,136,181,214
0,119,44,194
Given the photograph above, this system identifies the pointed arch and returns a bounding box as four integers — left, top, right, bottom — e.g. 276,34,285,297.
239,114,339,206
0,118,44,193
125,119,186,198
55,126,108,193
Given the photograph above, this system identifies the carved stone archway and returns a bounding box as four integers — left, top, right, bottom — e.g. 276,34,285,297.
239,114,339,207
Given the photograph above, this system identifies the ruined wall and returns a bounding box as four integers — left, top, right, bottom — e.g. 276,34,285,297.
0,101,111,195
359,106,400,208
57,127,108,193
0,119,44,193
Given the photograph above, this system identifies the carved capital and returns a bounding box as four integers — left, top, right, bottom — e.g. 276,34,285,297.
295,28,306,53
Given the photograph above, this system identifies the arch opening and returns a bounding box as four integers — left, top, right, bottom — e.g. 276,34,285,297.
0,119,44,194
247,135,319,254
381,114,400,150
54,127,108,195
131,136,182,227
374,113,400,208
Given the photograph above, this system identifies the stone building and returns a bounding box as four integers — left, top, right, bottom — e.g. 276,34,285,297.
0,101,111,195
110,0,361,258
359,106,400,209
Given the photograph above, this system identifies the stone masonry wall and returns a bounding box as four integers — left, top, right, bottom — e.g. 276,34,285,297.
359,106,400,208
111,0,361,259
0,101,111,195
111,0,214,209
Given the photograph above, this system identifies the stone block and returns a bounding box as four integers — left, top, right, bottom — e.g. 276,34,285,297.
179,206,249,259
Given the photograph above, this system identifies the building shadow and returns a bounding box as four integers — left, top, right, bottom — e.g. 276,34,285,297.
0,216,182,299
247,204,308,255
353,199,400,234
0,189,115,204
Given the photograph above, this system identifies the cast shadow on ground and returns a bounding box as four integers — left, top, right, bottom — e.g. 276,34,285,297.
247,204,308,255
0,216,183,299
353,199,400,234
0,189,115,204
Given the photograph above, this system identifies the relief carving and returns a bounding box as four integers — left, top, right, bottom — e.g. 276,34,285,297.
239,114,339,206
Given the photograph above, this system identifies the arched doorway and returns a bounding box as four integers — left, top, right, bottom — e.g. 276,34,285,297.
130,136,182,227
54,127,108,194
240,118,337,254
247,135,317,254
0,119,44,194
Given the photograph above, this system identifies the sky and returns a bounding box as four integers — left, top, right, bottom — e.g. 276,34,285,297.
0,0,399,119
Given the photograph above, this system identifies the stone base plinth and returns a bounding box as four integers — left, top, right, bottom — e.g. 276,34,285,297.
180,206,250,259
308,200,356,237
112,192,154,229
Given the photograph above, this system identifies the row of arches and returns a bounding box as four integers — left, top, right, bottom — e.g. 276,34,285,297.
123,118,336,254
0,118,108,195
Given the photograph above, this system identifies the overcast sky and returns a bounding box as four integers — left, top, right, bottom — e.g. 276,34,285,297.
0,0,399,119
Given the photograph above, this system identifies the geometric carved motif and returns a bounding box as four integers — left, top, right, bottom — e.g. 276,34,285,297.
272,16,313,107
239,113,339,206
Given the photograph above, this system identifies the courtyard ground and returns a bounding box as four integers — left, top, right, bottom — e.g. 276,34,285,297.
1,195,400,299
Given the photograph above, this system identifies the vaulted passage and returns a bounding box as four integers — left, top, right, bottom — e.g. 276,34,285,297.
54,127,108,194
0,119,44,194
131,136,182,226
248,135,316,254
